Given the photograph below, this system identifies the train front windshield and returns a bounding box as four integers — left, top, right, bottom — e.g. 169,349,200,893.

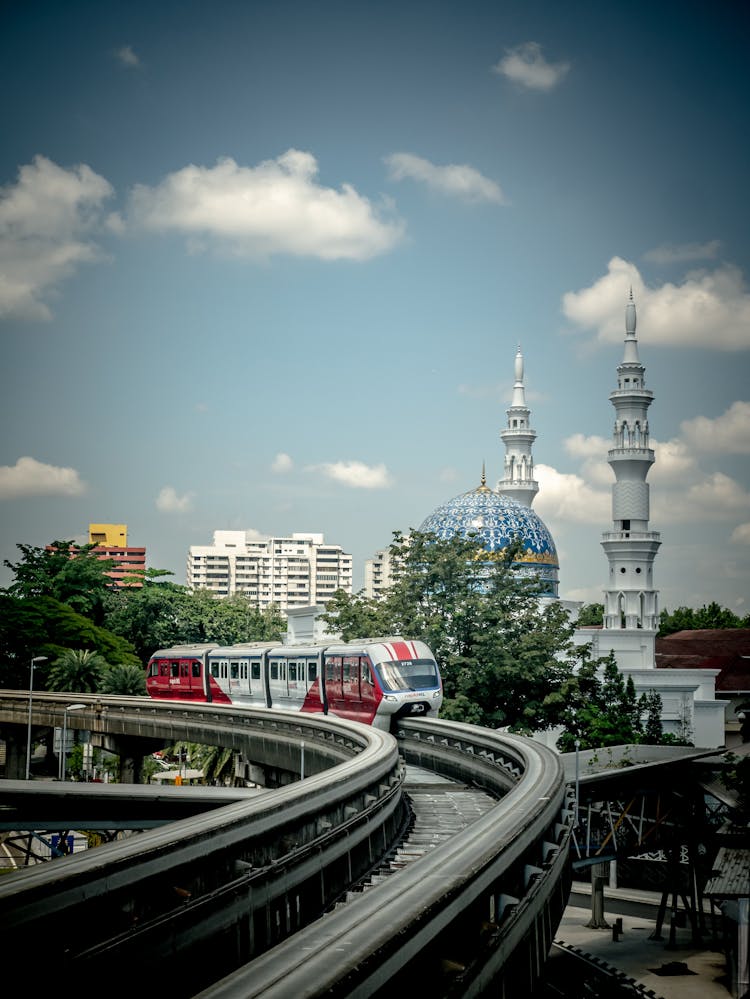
377,659,440,692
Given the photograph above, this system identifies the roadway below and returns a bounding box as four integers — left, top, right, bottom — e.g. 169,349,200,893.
547,883,731,999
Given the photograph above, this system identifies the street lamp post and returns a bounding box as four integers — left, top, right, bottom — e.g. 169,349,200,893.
25,655,48,780
59,703,86,781
574,738,581,831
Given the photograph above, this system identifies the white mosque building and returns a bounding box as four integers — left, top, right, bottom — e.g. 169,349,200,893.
367,294,727,748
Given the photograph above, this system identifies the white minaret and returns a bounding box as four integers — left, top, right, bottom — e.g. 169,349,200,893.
601,291,661,633
497,345,539,507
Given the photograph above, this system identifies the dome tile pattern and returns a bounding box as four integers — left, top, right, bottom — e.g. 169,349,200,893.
419,484,559,596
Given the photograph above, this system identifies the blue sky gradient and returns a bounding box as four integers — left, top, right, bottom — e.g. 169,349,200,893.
2,0,749,612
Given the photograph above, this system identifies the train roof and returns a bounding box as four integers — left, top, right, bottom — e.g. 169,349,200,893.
149,637,432,659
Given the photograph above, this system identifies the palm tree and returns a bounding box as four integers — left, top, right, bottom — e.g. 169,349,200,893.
100,663,147,696
48,648,108,693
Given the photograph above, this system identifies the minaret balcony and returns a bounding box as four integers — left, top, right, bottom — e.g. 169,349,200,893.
607,448,655,462
602,530,660,542
609,388,654,401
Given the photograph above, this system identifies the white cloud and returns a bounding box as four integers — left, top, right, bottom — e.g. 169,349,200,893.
681,473,750,519
115,45,140,68
384,153,506,204
156,486,194,512
492,42,570,92
731,523,750,544
272,452,293,473
0,456,86,499
562,256,750,351
643,240,720,265
0,156,114,320
315,461,393,489
129,151,404,260
680,401,750,454
535,463,609,524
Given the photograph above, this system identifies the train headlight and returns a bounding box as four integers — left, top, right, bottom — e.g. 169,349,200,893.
432,691,441,698
384,695,398,702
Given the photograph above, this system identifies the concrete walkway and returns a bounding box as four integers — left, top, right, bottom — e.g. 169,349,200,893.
556,884,732,998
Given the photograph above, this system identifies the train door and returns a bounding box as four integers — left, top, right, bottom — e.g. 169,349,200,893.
359,656,379,721
287,657,307,708
228,657,247,701
249,657,268,707
268,657,289,709
324,655,344,714
342,655,362,719
179,658,199,699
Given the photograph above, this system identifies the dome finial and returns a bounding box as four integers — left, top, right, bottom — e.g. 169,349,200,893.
481,461,487,487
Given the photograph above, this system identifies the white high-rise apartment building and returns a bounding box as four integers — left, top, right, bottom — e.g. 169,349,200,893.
187,531,352,613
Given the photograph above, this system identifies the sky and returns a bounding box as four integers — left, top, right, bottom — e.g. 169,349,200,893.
1,0,749,613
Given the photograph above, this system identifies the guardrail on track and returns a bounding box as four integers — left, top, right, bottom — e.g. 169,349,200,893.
200,718,573,999
0,697,572,997
0,692,405,994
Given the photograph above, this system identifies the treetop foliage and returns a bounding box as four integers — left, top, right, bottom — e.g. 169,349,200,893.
658,602,750,636
3,540,116,624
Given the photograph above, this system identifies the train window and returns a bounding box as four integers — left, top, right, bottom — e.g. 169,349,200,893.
210,663,220,678
289,662,297,681
170,663,179,678
343,661,350,682
192,663,201,678
270,662,278,681
308,662,317,682
240,662,248,680
251,662,261,681
230,663,239,680
160,663,169,676
181,663,189,677
221,661,228,679
325,656,341,681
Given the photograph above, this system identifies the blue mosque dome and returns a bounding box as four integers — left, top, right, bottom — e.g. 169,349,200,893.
418,475,559,596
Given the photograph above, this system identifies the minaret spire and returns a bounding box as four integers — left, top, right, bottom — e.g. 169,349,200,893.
497,344,539,507
601,292,661,633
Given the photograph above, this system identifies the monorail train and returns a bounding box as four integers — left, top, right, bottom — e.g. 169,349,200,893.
146,637,443,731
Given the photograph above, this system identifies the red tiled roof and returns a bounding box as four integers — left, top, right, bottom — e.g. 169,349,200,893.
655,629,750,692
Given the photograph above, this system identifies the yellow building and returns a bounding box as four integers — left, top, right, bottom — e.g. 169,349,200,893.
89,524,128,547
87,524,145,587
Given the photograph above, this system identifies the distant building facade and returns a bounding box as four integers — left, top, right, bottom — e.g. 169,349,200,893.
363,547,393,599
186,530,352,613
87,523,146,588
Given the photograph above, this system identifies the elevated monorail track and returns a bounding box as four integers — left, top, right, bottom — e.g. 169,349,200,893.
0,693,572,997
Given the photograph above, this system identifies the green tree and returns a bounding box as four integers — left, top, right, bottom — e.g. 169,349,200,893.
3,540,116,624
640,690,665,744
659,602,750,636
317,588,393,642
0,594,139,689
577,603,604,626
100,662,148,696
48,648,108,693
554,655,646,751
103,581,285,662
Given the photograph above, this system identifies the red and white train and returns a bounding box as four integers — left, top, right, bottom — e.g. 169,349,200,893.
146,637,443,730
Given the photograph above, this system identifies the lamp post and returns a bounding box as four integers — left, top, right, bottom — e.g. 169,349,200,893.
574,738,581,831
59,703,86,781
25,656,48,780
